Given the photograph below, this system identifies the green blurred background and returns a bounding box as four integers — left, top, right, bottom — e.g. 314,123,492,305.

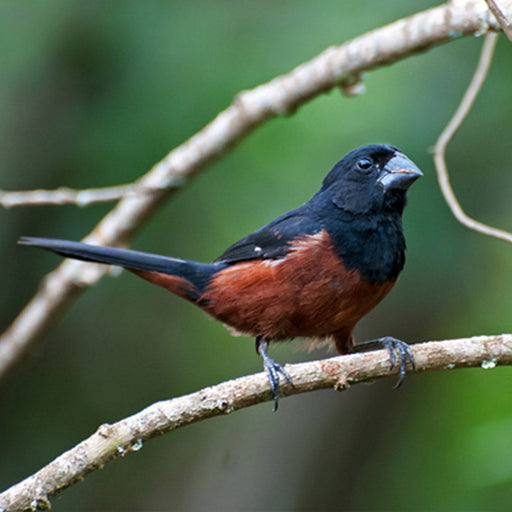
1,0,512,510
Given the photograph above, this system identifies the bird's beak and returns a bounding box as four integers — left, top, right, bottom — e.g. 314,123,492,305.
377,153,423,191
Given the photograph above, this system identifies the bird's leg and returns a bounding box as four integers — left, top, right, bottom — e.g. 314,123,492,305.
255,336,294,411
351,336,415,388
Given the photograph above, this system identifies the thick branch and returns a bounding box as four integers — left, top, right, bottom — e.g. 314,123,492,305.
0,0,507,380
1,334,511,511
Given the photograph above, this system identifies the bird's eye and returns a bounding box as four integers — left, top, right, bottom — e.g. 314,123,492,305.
356,158,373,172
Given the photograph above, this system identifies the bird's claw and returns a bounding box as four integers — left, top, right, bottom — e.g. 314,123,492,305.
256,337,294,411
263,357,294,411
377,336,415,388
353,336,415,387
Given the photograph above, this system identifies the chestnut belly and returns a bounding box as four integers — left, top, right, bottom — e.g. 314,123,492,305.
200,232,395,344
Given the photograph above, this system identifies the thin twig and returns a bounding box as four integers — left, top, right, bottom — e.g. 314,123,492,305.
433,32,512,244
0,0,507,381
0,185,137,208
0,334,511,512
485,0,512,41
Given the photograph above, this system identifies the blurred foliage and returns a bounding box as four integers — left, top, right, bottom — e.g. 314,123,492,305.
1,0,512,510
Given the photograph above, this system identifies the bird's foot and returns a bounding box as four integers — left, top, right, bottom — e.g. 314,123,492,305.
352,336,415,388
256,337,294,411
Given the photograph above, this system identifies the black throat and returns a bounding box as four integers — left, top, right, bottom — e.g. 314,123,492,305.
308,196,406,283
331,212,406,283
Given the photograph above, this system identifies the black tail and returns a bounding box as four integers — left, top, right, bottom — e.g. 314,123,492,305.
18,237,226,301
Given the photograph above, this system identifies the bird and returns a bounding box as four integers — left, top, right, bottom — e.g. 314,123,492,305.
19,143,422,409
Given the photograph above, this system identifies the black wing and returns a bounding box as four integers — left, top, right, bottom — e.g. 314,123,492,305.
215,205,321,264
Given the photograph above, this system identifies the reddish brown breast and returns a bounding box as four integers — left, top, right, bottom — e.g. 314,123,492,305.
200,230,395,352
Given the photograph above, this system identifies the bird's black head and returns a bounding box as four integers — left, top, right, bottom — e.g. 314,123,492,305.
320,144,422,216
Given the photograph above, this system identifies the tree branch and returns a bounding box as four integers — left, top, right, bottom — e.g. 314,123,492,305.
0,185,136,209
0,1,503,213
1,334,511,511
485,0,512,41
0,0,507,380
433,32,512,244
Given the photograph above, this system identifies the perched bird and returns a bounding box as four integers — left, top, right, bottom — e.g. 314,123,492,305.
19,144,422,408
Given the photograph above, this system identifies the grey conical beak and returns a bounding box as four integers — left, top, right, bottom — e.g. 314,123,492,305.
377,153,423,191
